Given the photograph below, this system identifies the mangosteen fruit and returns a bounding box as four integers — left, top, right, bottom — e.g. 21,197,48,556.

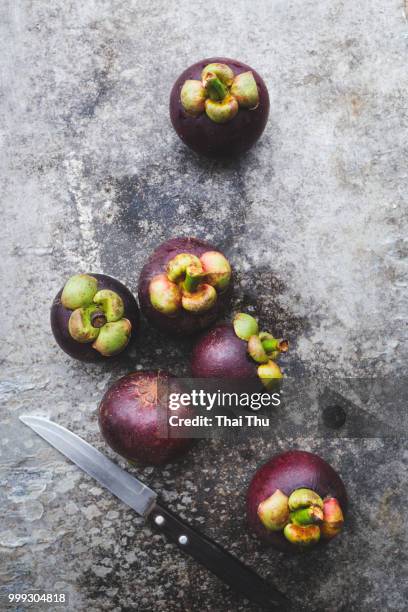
51,273,139,362
138,237,232,335
170,58,269,157
99,371,193,465
191,313,288,389
246,450,347,552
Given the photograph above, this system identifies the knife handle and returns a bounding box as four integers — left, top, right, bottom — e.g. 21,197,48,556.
148,501,291,611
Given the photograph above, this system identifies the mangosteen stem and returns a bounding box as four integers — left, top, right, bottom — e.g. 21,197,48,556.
261,337,289,354
183,266,206,293
91,310,107,328
261,338,279,353
204,75,228,101
290,506,324,526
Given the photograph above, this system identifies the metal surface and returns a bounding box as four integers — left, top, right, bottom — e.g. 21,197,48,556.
19,416,157,518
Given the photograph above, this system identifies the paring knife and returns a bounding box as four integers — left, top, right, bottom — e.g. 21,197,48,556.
20,416,290,611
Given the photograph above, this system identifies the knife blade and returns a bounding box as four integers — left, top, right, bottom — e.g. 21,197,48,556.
20,415,292,611
20,415,157,517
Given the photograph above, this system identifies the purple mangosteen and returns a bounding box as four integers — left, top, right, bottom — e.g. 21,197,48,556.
191,313,288,389
51,273,139,362
170,58,269,157
99,371,193,466
246,450,348,552
138,237,232,335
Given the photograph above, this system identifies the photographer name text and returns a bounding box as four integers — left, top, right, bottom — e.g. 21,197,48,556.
169,414,271,427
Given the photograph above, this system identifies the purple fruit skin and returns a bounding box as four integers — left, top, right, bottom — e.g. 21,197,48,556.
191,323,256,378
50,273,139,362
170,57,270,157
98,371,193,465
138,237,232,335
246,450,348,552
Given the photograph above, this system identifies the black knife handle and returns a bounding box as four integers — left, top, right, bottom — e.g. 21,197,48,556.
148,501,291,611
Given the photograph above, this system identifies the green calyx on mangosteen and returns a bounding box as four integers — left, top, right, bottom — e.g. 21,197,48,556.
258,486,344,548
180,62,259,123
61,274,98,310
62,274,132,357
148,250,231,317
232,312,288,388
138,237,233,336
